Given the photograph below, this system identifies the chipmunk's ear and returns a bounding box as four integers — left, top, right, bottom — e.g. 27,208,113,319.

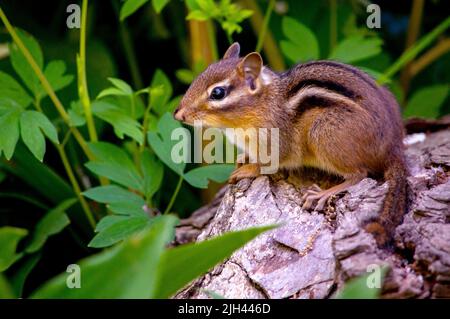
238,52,263,91
223,42,240,59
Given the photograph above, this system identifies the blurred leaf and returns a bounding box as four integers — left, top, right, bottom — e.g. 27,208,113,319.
41,60,74,96
0,227,28,272
280,17,319,63
32,215,178,298
83,185,144,205
9,29,43,96
167,95,182,114
25,199,75,253
68,100,86,127
140,149,164,199
85,142,143,191
0,99,21,160
0,71,32,107
32,216,273,299
336,267,387,299
92,101,143,144
152,0,170,13
329,36,383,63
184,164,234,188
404,85,449,119
154,224,276,298
175,69,195,84
11,253,41,297
0,274,16,298
151,69,173,116
120,0,149,21
0,143,74,205
89,215,152,248
147,112,186,176
20,110,59,162
186,10,210,21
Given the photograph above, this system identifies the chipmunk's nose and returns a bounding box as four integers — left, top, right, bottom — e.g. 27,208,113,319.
173,106,185,121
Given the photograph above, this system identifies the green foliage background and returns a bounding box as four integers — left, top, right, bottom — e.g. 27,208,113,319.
0,0,448,298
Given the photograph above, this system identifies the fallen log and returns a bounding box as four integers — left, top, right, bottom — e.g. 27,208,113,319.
175,128,450,299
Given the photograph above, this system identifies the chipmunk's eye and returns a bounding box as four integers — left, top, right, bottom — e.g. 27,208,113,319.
210,86,226,100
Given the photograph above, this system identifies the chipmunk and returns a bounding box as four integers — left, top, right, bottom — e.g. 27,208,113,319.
174,42,408,247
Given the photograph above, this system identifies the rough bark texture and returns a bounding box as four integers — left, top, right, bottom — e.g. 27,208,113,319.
175,128,450,299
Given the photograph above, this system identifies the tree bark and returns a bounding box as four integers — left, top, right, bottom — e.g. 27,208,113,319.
175,127,450,299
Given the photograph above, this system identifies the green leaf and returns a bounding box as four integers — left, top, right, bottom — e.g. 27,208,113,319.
329,36,383,63
336,267,387,299
32,215,178,298
83,185,145,205
184,164,234,188
92,101,143,144
11,253,41,297
1,142,74,206
89,215,152,248
20,110,59,161
186,10,210,21
97,87,127,99
120,0,149,21
68,100,86,127
0,71,32,107
25,199,75,253
95,215,129,233
85,142,143,191
0,274,16,298
147,112,186,176
9,29,43,96
41,60,74,95
107,77,133,95
167,95,182,114
175,69,195,84
280,17,319,63
403,85,449,119
0,99,21,160
141,150,164,199
0,227,28,272
108,202,149,217
151,69,173,116
153,225,276,298
152,0,170,13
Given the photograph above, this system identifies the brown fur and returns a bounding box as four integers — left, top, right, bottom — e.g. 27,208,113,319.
175,43,408,248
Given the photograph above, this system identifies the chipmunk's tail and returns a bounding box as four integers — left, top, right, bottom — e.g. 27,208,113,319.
365,156,408,247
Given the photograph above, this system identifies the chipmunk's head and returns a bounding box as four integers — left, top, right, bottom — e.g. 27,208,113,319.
174,43,276,128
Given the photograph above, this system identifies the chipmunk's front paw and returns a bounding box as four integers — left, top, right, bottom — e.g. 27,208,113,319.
229,164,260,184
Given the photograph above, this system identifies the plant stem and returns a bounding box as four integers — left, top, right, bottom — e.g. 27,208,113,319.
56,144,96,229
139,90,152,153
32,99,96,229
241,0,285,71
78,0,98,142
256,0,275,52
163,175,183,215
0,6,94,161
378,16,450,85
119,22,143,89
409,37,450,77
